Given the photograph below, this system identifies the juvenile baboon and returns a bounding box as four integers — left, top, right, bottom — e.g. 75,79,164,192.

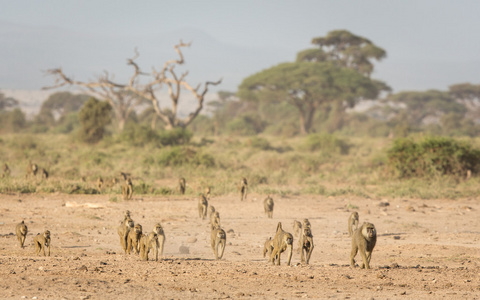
97,177,104,190
126,224,143,254
263,237,274,258
139,232,158,261
300,227,314,264
122,177,133,200
270,222,293,266
350,222,377,269
178,177,186,195
208,205,215,219
25,161,38,178
210,211,220,230
198,194,208,219
2,163,10,178
34,230,51,256
210,224,226,260
264,195,274,218
15,220,28,248
293,220,302,237
348,212,359,237
238,177,248,201
153,223,166,259
117,217,134,253
41,168,49,179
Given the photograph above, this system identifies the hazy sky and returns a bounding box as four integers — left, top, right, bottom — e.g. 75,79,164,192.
1,0,480,92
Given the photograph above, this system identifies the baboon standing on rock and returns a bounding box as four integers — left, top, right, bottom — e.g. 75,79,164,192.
34,230,51,256
270,222,293,266
348,212,359,237
122,177,133,200
198,194,208,219
239,177,248,201
210,224,226,260
350,222,377,269
178,177,186,195
264,195,274,218
15,220,28,248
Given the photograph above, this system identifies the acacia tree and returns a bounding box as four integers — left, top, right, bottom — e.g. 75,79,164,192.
44,41,221,131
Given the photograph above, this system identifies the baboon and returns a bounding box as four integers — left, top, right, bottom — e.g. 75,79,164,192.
210,211,220,230
97,177,104,190
41,168,48,179
263,237,274,258
303,218,311,229
270,222,293,266
117,217,134,253
139,232,158,261
348,212,359,237
293,220,302,237
15,220,28,248
121,210,131,224
204,186,211,199
119,171,130,181
238,177,248,201
122,177,133,200
178,177,186,195
208,205,215,219
210,224,226,260
2,163,10,178
300,227,314,264
198,194,208,219
81,176,86,182
126,224,143,254
350,222,377,269
25,161,38,178
153,223,166,258
34,230,51,256
264,195,274,218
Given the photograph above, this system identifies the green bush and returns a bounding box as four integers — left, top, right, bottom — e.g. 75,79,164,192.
157,147,215,168
300,133,350,155
387,137,480,178
246,137,271,150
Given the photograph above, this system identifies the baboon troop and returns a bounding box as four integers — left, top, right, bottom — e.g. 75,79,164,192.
34,230,51,256
239,177,248,201
348,212,359,237
198,194,208,219
210,224,226,260
2,163,10,178
126,224,143,254
178,177,186,195
263,195,274,218
299,227,314,264
15,220,28,248
140,232,158,261
263,237,274,259
350,222,377,269
122,177,134,200
270,222,293,266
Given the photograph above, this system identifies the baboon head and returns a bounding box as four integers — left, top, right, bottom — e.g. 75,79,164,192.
362,222,376,241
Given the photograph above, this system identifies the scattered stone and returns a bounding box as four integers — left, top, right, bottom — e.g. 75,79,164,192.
378,201,390,207
78,265,88,272
186,237,197,243
393,236,401,240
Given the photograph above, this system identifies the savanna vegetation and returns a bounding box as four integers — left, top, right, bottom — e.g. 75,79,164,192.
1,30,480,200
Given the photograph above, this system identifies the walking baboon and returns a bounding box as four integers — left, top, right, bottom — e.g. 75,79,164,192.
348,212,359,237
210,224,226,260
198,194,208,219
97,177,103,190
15,220,28,248
238,177,248,201
264,195,274,218
293,220,302,237
153,223,166,258
303,218,311,229
117,217,134,253
204,186,211,199
126,224,143,254
270,222,293,266
41,168,48,179
178,177,186,195
2,163,10,178
208,205,215,219
25,161,38,178
210,211,220,230
140,232,158,261
300,227,314,264
119,172,130,180
350,222,377,269
263,237,274,258
122,177,133,200
34,230,51,256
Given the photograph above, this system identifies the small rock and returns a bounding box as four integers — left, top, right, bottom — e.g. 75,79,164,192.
378,201,390,207
186,237,197,243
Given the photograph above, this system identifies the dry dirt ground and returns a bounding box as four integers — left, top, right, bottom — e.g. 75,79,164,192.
0,192,479,299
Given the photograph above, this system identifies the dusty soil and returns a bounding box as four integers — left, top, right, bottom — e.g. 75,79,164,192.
0,192,479,299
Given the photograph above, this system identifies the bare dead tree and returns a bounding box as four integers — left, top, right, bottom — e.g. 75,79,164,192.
44,41,222,130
